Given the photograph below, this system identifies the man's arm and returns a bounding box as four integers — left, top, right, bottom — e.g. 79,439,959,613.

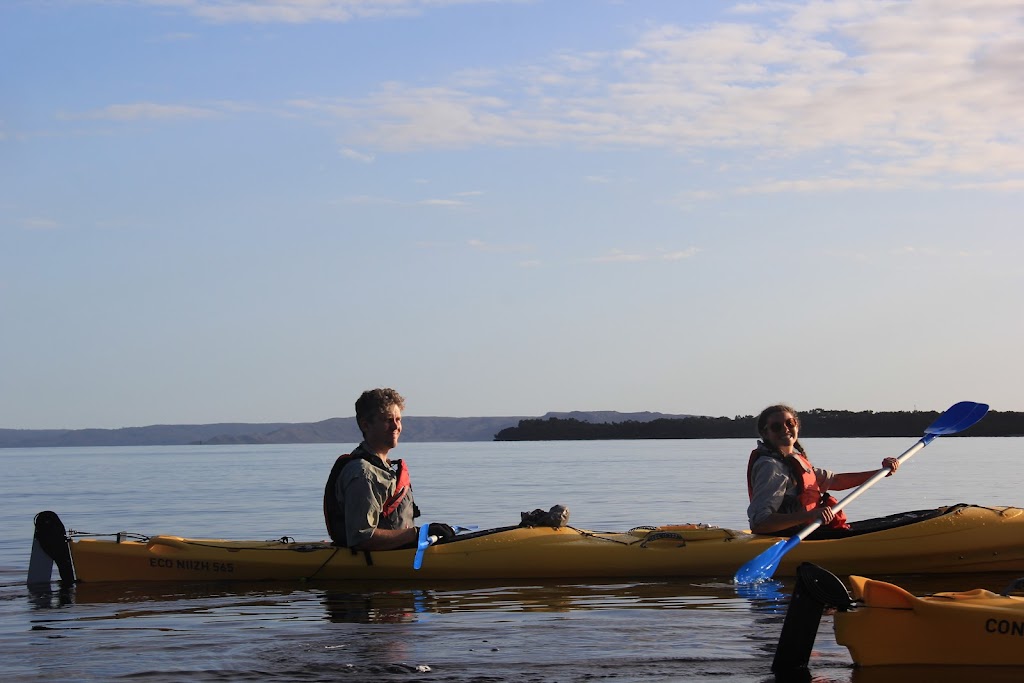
353,525,418,551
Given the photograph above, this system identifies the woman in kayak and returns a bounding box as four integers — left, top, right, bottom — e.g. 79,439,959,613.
746,404,900,535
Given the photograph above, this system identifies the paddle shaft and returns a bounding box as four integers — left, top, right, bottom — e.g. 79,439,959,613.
794,437,929,542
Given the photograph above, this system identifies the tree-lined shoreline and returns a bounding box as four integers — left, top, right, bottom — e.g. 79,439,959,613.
494,409,1024,441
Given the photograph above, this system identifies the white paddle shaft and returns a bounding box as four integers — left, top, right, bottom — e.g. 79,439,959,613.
795,439,926,542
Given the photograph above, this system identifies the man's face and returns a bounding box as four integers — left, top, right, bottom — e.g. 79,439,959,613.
363,404,402,454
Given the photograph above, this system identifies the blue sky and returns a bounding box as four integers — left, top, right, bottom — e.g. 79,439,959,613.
2,0,1022,429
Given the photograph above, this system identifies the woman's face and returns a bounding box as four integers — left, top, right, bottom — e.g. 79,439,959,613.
764,411,799,452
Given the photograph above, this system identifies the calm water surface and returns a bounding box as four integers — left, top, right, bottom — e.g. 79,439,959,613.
2,438,1022,682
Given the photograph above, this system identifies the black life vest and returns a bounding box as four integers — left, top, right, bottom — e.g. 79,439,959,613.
323,450,414,546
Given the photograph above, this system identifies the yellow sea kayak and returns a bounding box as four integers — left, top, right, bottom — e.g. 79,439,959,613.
835,574,1024,667
29,504,1024,584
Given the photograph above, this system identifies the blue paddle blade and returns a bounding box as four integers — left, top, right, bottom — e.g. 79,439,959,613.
734,536,798,585
413,523,477,569
413,524,432,570
924,401,989,436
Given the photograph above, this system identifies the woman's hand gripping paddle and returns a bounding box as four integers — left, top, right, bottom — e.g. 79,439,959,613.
733,401,989,585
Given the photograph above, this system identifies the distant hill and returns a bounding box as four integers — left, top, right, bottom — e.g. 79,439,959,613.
0,411,696,448
199,416,530,445
542,410,692,423
0,423,294,448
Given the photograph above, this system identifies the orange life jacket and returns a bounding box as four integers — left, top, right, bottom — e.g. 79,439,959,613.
747,448,849,530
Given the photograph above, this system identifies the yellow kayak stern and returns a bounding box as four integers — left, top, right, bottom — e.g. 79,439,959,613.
835,574,1024,667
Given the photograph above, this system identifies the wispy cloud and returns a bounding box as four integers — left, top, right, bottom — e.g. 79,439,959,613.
340,147,375,163
736,177,891,195
661,247,700,261
147,0,516,24
150,31,197,42
21,217,60,230
590,250,647,264
955,178,1024,191
588,247,700,264
60,103,220,121
337,193,478,207
892,246,943,257
468,238,533,253
290,1,1023,192
337,194,400,205
828,244,991,264
419,198,467,207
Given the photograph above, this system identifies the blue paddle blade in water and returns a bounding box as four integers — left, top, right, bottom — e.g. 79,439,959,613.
733,537,795,585
734,578,789,614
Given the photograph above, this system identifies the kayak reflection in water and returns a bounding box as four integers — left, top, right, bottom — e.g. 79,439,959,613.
321,588,429,624
745,404,899,536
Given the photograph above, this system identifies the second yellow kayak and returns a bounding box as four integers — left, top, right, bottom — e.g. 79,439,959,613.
836,573,1024,666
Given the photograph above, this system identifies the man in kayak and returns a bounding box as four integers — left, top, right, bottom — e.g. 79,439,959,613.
746,404,900,535
324,388,456,550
